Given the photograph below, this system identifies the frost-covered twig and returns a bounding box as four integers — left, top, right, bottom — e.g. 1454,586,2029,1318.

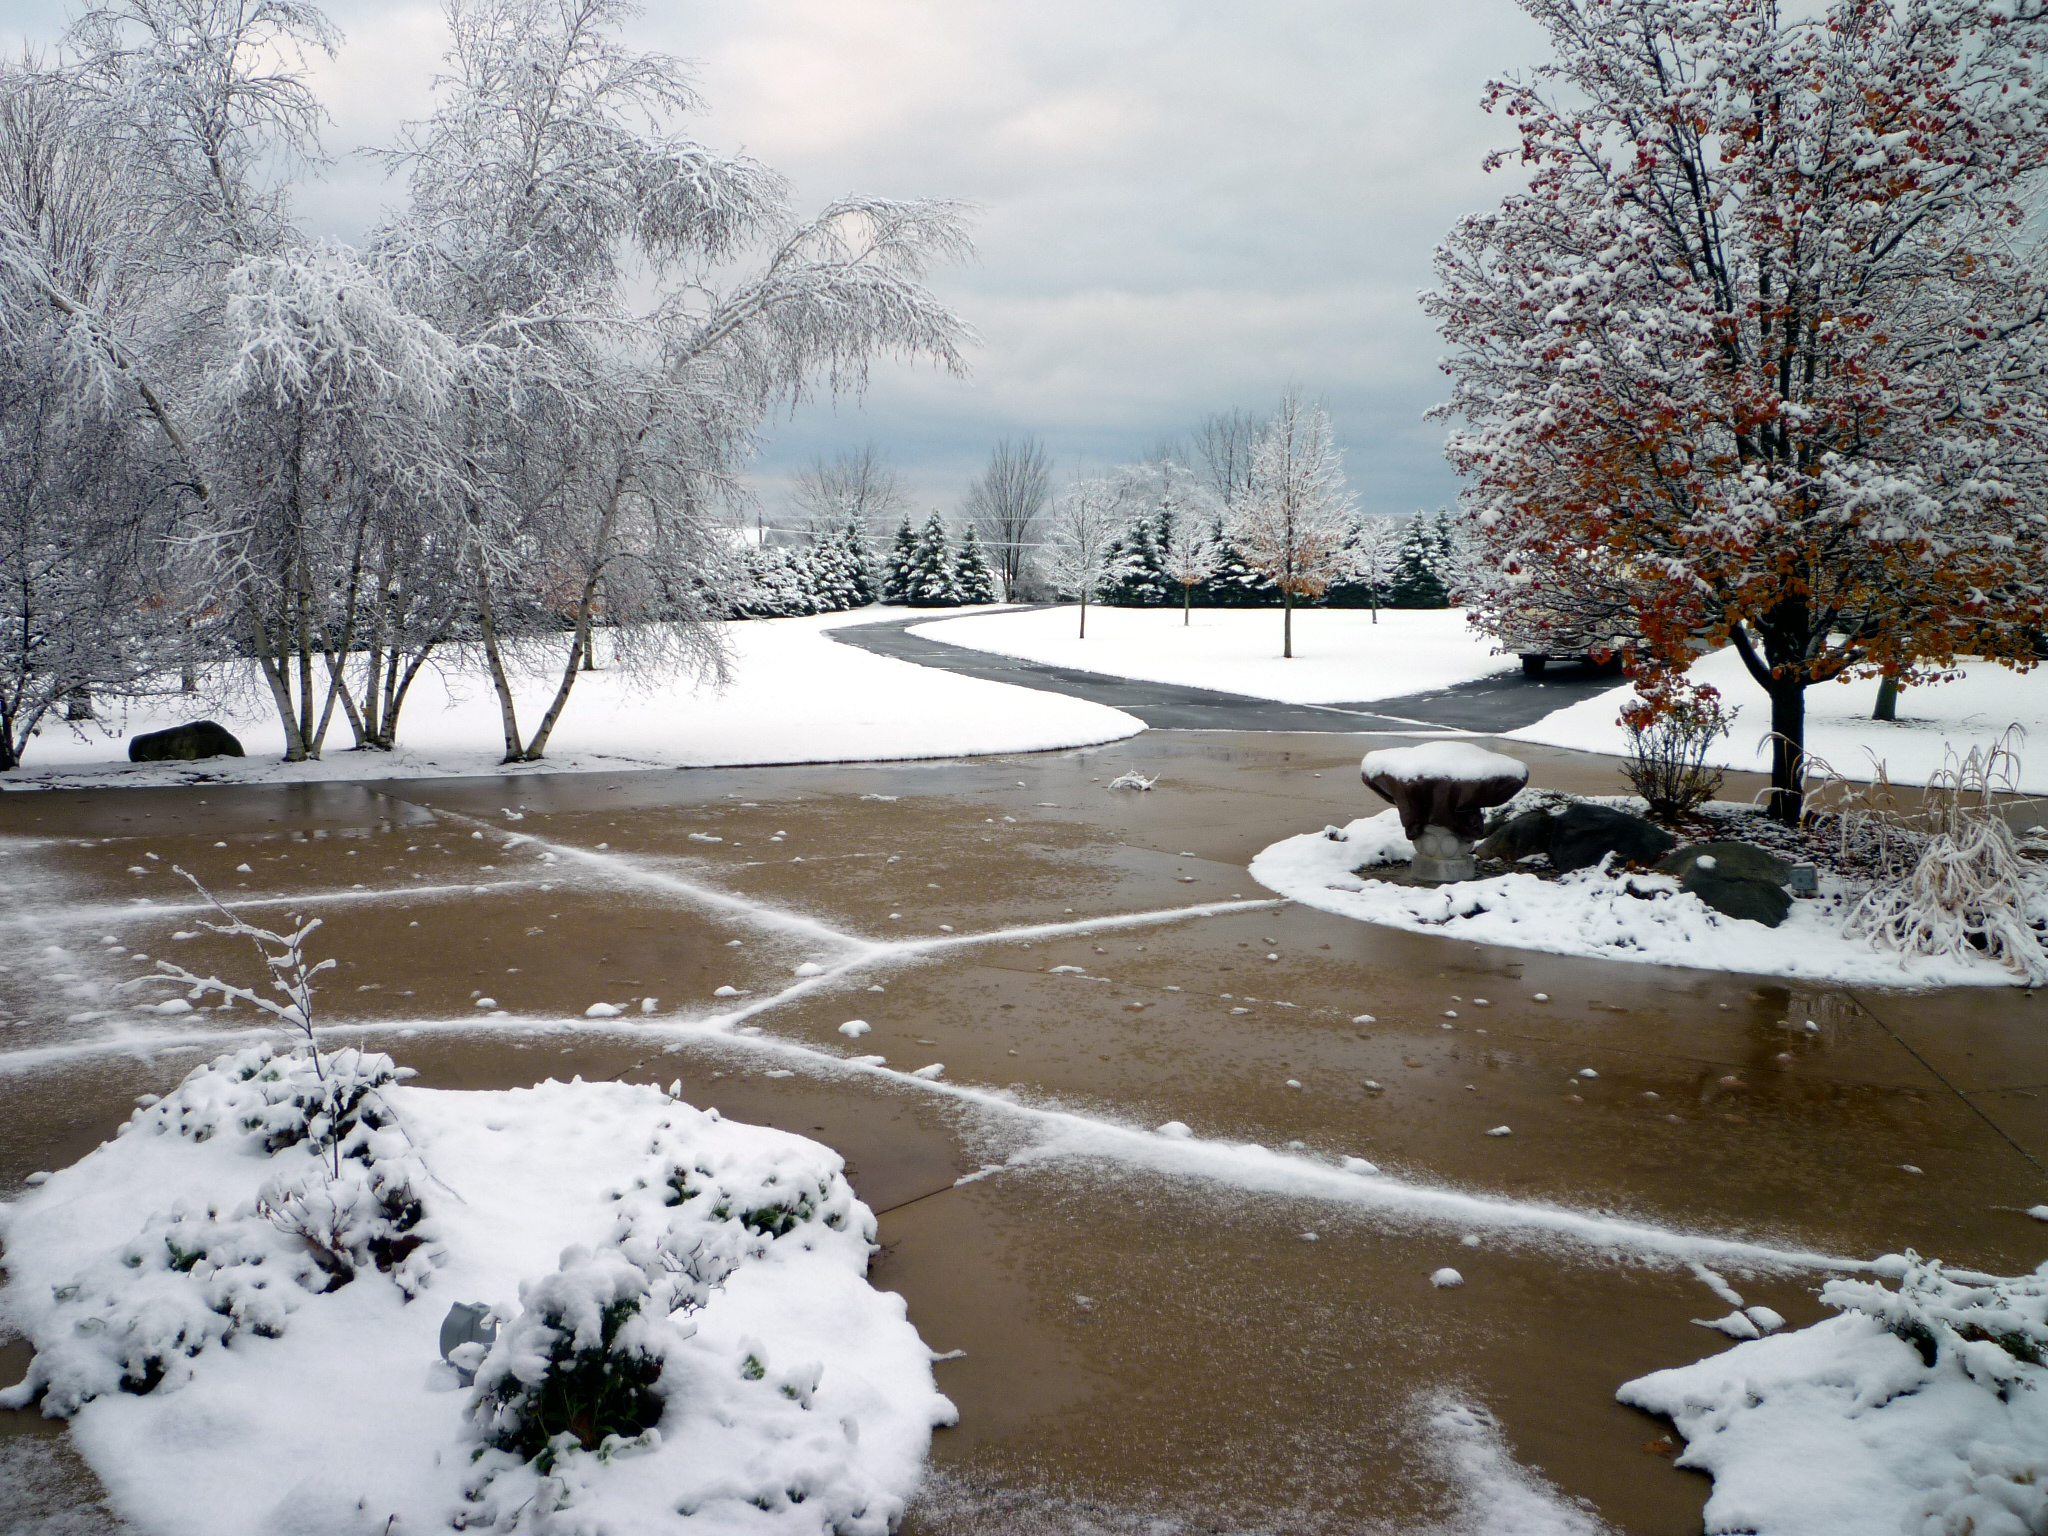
1105,771,1157,791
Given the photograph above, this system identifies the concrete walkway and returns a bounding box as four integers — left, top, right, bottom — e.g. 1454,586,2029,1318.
3,736,2042,1534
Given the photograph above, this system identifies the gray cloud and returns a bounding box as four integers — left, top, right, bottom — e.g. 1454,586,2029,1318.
4,0,1549,518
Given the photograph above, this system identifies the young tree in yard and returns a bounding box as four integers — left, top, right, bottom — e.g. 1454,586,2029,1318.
881,514,917,603
1114,459,1219,619
962,435,1051,600
383,0,971,764
902,511,957,607
952,525,997,605
1044,476,1125,638
1346,515,1402,622
1162,522,1220,625
1429,0,2048,820
1229,394,1356,658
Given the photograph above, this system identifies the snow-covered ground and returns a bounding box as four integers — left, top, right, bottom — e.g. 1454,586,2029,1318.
1250,808,2042,987
3,610,1143,790
1510,649,2048,794
1620,1255,2048,1536
0,1046,951,1536
909,605,1517,705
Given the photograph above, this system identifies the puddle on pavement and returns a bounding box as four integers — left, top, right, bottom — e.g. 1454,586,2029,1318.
4,733,2043,1533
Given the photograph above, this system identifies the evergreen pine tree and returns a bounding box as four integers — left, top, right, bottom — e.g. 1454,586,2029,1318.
841,518,878,606
904,511,959,607
881,515,917,604
953,525,997,604
1390,515,1449,608
1101,505,1171,605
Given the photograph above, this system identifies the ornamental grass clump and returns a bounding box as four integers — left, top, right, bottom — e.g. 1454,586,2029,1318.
1841,731,2048,985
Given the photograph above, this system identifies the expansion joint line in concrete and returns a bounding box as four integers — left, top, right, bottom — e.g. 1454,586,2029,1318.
1847,991,2048,1181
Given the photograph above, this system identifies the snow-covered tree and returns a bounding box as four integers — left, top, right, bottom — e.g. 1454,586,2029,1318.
952,525,996,605
1043,477,1125,638
1345,515,1402,622
790,443,905,539
1100,506,1171,607
962,436,1050,601
880,514,916,604
1228,394,1356,657
380,0,971,763
0,58,188,770
902,511,957,607
1429,0,2048,819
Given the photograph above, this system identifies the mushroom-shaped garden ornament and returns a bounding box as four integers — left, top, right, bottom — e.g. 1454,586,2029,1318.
1361,743,1529,883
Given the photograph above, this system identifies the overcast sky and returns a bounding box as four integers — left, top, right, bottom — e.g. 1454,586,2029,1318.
5,0,1551,523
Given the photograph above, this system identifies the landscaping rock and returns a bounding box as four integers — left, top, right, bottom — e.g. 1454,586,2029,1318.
1475,808,1557,863
1548,804,1675,873
1657,841,1794,886
1682,866,1792,927
128,721,245,763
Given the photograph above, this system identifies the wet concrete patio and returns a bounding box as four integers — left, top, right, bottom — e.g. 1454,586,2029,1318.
3,731,2043,1534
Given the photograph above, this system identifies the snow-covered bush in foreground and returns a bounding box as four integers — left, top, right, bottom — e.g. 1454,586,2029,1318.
0,1065,951,1535
1620,1254,2048,1536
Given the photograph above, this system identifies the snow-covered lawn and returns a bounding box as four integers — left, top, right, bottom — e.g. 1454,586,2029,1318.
0,1046,951,1536
2,610,1142,790
908,605,1517,705
1250,808,2042,987
1620,1255,2048,1536
1511,649,2048,794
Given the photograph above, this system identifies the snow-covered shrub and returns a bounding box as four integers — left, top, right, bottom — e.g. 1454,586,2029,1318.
1841,731,2048,985
1619,678,1729,821
1621,1252,2048,1536
469,1246,675,1474
0,1043,433,1417
1821,1253,2048,1394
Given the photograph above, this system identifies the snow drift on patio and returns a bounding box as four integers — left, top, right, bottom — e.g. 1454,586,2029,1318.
1249,809,2039,986
3,611,1143,790
1510,649,2048,793
909,606,1516,705
0,1048,952,1535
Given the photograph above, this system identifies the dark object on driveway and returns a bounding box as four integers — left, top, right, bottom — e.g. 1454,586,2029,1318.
1475,808,1558,863
1548,804,1675,873
128,721,245,762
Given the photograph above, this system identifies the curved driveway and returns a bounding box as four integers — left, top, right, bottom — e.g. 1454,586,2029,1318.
830,610,1621,734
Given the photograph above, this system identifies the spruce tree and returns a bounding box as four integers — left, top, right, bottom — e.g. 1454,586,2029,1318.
841,518,878,606
881,515,917,604
1390,516,1449,608
953,525,997,605
1101,506,1171,605
904,511,959,607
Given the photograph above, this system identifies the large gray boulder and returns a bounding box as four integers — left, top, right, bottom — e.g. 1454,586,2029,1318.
1657,841,1794,886
129,720,245,763
1548,803,1675,873
1658,841,1796,927
1475,808,1557,863
1680,866,1792,927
